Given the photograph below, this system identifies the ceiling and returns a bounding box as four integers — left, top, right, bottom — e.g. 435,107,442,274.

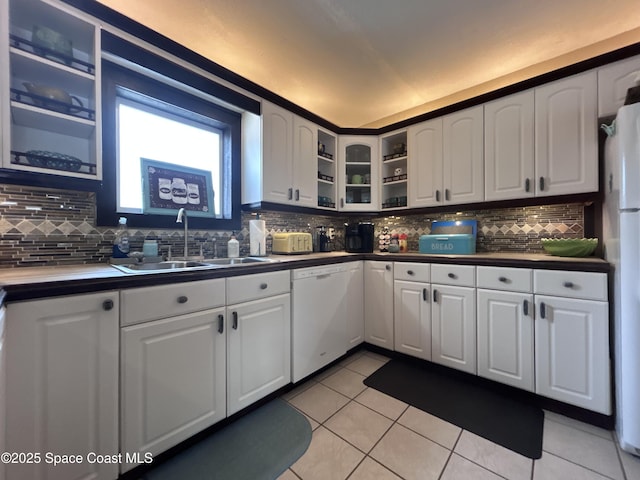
97,0,640,128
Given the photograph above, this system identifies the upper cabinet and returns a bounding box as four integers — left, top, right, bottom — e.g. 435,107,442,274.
484,90,535,201
408,105,483,208
598,54,640,117
535,71,598,197
338,135,379,211
316,129,338,210
380,130,408,210
2,0,101,179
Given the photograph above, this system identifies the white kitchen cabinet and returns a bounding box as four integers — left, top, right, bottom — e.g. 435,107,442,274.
534,270,610,414
3,0,102,179
259,101,316,207
339,135,379,211
408,106,483,207
345,261,364,349
442,105,484,204
407,117,442,208
431,264,476,374
120,307,226,472
227,270,290,414
0,305,5,480
393,262,431,360
477,266,534,391
5,291,119,480
535,71,598,196
227,293,290,415
380,130,408,210
484,90,535,201
597,54,640,117
317,128,338,210
364,260,394,348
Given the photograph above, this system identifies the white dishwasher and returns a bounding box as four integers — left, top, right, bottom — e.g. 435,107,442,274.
292,264,347,382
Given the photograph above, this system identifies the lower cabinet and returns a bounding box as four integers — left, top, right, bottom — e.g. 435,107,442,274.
364,261,394,348
227,293,291,415
120,308,227,472
345,261,365,349
5,292,119,480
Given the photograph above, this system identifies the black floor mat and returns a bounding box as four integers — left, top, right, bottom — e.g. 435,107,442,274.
364,358,543,459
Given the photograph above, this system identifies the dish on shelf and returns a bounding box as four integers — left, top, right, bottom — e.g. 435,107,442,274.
25,150,83,172
541,238,598,257
22,82,84,114
31,25,73,65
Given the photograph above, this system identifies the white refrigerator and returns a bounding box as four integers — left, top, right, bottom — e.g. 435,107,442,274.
603,101,640,455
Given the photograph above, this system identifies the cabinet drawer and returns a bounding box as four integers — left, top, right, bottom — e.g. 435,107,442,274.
394,262,430,282
431,264,475,287
477,266,532,292
534,270,607,301
226,270,290,305
121,279,225,326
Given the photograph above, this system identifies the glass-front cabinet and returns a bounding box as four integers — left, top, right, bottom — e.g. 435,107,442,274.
338,136,378,211
380,130,408,210
2,0,101,179
316,129,337,210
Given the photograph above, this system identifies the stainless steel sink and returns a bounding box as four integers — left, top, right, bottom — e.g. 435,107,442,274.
112,260,217,273
203,257,278,266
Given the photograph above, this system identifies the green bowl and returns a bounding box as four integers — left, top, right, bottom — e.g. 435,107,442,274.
541,238,598,257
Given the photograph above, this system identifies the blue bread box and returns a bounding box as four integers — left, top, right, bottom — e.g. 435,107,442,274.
419,220,477,255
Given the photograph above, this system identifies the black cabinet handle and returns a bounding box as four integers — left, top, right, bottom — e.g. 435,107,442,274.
433,289,438,303
295,189,300,201
177,295,188,304
407,270,415,276
540,302,546,319
436,190,440,202
499,276,508,283
539,176,545,191
525,178,530,192
232,311,238,330
218,314,224,334
102,299,114,311
448,273,457,279
340,198,344,208
385,264,391,271
288,188,293,200
445,189,450,201
563,281,574,288
260,283,268,290
523,299,529,316
423,288,428,302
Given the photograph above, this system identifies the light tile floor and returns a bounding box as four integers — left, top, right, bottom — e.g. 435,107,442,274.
279,350,640,480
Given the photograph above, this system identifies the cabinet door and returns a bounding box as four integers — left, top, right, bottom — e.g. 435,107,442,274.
394,280,431,360
339,136,379,211
477,289,534,391
535,295,611,414
6,292,119,480
598,54,640,117
535,71,598,196
443,106,484,204
346,261,364,349
484,91,535,201
431,284,476,374
293,116,318,207
408,118,443,207
262,101,294,203
364,261,394,349
121,307,226,471
227,294,291,415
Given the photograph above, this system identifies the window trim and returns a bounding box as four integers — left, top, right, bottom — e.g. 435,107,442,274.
98,60,242,230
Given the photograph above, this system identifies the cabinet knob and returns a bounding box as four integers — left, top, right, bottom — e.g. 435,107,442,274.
447,272,457,279
260,283,268,290
102,299,114,311
218,314,224,334
540,301,547,319
177,295,188,304
563,281,574,289
445,189,450,201
523,299,529,316
435,190,441,202
525,178,531,192
288,188,293,200
232,311,238,330
295,189,300,201
407,270,415,276
423,288,428,302
433,289,438,303
385,264,391,271
539,176,545,191
499,276,508,283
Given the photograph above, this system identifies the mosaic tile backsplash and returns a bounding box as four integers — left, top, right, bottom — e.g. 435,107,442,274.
0,184,585,268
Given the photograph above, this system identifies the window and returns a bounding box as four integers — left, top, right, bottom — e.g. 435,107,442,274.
98,59,242,230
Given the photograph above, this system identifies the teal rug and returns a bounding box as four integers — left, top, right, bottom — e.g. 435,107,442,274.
141,399,312,480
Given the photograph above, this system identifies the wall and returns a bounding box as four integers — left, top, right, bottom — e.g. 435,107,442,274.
0,184,584,267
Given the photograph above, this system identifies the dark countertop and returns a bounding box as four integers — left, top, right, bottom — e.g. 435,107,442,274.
0,251,610,303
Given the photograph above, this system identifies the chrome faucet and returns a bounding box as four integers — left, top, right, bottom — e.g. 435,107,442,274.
176,208,188,259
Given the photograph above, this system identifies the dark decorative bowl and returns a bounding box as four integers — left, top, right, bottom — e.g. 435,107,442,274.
25,150,82,172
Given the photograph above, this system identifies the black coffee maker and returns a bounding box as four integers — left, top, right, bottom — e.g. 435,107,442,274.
344,223,375,253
